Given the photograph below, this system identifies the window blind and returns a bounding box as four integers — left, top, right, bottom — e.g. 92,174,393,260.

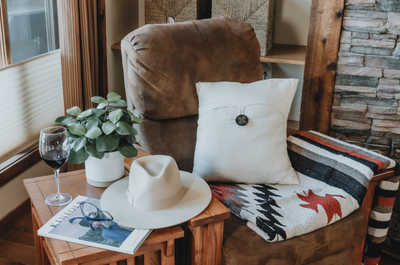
0,50,64,161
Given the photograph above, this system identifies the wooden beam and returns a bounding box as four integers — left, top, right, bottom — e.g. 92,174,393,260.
0,0,10,67
300,0,345,133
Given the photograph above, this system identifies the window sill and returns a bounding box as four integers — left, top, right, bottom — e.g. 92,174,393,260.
0,142,40,187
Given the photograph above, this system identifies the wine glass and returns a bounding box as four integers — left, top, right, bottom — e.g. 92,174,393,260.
39,126,72,206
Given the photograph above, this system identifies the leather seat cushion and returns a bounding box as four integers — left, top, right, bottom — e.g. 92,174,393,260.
223,210,366,265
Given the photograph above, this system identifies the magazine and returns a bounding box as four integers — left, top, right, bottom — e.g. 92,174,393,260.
38,195,152,254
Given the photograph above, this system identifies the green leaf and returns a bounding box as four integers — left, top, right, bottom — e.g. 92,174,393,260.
68,123,86,136
71,137,86,151
102,121,116,135
85,143,104,159
126,135,137,145
55,116,77,126
97,102,108,109
85,126,102,139
91,96,107,104
85,118,99,130
66,106,81,116
107,92,121,102
109,99,127,107
68,148,89,164
116,121,137,135
96,134,120,152
128,110,143,124
92,109,107,118
119,144,138,158
108,109,123,124
77,109,94,120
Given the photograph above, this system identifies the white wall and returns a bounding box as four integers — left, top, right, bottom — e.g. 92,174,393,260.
0,161,52,220
106,0,139,95
272,64,304,121
273,0,312,46
270,0,311,121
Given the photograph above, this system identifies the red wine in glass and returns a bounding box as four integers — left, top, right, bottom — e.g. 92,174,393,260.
39,126,72,206
42,150,68,170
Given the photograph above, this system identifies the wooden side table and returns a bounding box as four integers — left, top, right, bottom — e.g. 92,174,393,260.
24,153,230,265
24,171,184,265
124,155,231,265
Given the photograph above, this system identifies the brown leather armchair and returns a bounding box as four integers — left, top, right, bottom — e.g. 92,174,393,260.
121,17,393,265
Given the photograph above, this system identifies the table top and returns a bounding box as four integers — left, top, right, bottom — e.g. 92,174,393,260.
24,152,230,265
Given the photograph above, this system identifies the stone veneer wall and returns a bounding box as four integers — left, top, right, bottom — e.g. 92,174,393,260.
331,0,400,158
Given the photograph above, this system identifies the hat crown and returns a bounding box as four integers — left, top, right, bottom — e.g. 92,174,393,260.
127,155,185,211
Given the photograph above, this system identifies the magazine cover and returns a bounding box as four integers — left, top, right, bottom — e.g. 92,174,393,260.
38,195,152,254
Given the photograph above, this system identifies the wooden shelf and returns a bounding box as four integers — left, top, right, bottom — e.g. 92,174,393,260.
260,45,307,65
111,41,121,51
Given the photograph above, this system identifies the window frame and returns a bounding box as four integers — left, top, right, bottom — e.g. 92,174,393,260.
0,0,44,186
0,0,10,67
0,143,40,187
0,0,107,185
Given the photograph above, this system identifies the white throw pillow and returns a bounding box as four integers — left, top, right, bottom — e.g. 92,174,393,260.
193,79,299,184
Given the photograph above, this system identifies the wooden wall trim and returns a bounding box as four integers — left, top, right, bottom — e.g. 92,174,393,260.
79,0,100,109
57,0,104,111
300,0,345,133
57,0,84,111
98,0,108,98
0,144,40,188
0,0,10,67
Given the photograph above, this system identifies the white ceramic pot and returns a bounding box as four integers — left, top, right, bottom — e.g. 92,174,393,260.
84,151,125,187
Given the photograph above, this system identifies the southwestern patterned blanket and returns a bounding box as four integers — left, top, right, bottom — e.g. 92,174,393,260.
211,130,397,242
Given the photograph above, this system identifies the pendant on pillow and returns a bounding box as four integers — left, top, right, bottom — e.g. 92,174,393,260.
236,114,249,126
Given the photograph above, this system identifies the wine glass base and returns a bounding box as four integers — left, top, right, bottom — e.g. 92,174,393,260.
45,193,72,206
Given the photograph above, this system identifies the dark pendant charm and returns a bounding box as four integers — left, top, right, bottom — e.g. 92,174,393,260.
236,114,249,126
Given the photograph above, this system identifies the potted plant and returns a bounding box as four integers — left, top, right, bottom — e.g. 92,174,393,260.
55,92,142,187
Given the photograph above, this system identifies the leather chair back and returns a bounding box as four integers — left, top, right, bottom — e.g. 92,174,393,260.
121,17,262,171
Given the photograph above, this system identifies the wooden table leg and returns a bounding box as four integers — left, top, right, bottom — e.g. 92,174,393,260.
161,240,175,265
190,221,224,265
32,204,47,265
144,251,160,265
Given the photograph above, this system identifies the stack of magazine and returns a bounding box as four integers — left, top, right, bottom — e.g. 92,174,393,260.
38,195,152,254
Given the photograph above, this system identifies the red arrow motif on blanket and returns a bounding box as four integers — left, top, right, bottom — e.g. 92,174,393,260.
297,190,345,224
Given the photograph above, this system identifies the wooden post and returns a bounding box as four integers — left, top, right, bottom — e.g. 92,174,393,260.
300,0,345,133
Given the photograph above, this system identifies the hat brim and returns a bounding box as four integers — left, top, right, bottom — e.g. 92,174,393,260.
100,171,212,229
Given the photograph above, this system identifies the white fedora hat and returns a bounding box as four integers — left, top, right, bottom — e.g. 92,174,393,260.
100,155,211,229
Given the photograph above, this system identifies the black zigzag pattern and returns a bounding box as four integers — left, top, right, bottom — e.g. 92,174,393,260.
253,185,287,241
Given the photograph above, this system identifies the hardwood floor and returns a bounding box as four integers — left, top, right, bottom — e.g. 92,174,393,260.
0,208,399,265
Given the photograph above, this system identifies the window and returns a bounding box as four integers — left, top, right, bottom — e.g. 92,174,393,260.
6,0,59,64
0,0,63,182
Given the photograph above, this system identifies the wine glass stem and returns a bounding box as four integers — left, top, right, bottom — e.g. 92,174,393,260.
54,168,61,199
